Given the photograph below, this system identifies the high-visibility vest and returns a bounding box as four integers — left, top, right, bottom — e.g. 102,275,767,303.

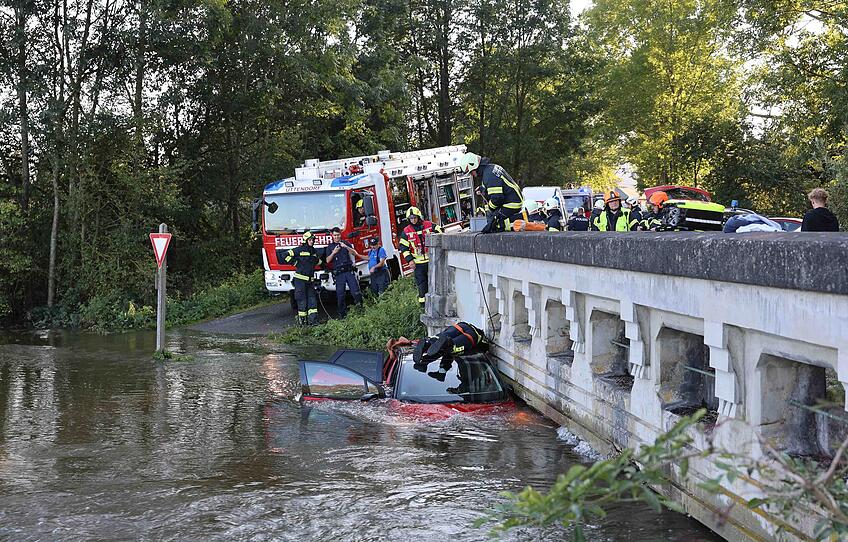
593,209,634,232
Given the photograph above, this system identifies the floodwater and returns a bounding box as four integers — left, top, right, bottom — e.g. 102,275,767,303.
0,330,721,541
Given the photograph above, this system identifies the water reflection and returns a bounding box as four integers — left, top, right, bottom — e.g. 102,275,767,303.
0,330,719,541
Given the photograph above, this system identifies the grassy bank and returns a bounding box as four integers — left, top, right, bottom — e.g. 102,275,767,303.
272,277,425,350
29,270,270,332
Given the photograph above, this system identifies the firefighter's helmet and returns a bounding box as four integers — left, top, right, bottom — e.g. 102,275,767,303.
303,231,315,241
543,197,560,211
458,153,480,174
356,199,364,209
594,199,605,210
649,191,669,208
603,190,621,204
524,200,541,215
406,206,423,219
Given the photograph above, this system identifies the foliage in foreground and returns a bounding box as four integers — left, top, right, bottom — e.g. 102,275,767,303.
29,270,268,332
476,410,709,541
705,427,848,541
481,406,848,542
273,277,425,351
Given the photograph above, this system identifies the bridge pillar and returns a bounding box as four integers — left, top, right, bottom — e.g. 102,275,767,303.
705,320,740,418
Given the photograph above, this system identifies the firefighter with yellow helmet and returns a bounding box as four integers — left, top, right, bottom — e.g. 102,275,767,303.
591,190,638,231
399,206,443,307
458,152,523,233
283,230,324,325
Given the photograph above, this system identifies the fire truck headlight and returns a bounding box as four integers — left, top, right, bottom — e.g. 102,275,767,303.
265,271,274,282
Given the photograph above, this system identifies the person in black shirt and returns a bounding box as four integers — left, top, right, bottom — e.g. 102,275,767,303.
567,207,590,231
801,188,840,232
326,227,363,317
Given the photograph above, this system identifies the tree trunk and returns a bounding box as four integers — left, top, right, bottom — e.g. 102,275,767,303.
436,0,452,146
477,1,487,155
133,0,147,147
47,161,60,307
15,6,30,213
47,0,67,308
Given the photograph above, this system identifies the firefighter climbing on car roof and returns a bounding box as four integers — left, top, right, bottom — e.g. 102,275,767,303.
458,153,523,233
399,206,443,307
413,321,489,367
284,231,324,325
639,191,669,231
592,191,638,231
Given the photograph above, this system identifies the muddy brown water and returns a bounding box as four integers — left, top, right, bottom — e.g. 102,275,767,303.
0,329,721,541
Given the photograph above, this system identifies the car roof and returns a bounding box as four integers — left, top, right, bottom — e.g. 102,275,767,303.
326,349,385,383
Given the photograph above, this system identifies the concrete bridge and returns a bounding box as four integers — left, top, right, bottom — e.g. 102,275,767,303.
422,231,848,542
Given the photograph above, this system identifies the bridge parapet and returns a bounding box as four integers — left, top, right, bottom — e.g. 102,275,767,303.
424,231,848,541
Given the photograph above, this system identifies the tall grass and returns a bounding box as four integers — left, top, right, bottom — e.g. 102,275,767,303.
30,269,269,331
273,277,425,350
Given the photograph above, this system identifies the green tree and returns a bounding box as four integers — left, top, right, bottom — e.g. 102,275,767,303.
585,0,743,188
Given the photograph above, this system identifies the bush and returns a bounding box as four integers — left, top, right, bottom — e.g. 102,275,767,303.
273,277,425,350
30,269,268,332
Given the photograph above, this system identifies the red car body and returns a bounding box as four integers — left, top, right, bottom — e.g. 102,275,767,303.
643,185,713,202
298,347,515,419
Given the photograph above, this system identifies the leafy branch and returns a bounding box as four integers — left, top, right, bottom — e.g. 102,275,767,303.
476,409,711,541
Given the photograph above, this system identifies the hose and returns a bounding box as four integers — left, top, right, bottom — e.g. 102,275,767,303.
472,232,498,334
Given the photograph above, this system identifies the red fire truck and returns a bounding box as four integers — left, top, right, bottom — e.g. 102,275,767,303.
252,145,483,296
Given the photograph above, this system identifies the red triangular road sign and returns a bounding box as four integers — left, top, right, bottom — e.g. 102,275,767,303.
149,233,172,269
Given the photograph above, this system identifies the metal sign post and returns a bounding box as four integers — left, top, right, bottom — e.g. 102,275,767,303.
150,224,172,353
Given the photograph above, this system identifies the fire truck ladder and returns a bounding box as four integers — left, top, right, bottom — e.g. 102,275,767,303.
296,145,469,182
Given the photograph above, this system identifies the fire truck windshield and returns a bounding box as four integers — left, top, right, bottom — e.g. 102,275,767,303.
263,191,347,233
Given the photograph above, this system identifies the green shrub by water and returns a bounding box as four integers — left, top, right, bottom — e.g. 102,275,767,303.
273,277,425,350
30,269,269,331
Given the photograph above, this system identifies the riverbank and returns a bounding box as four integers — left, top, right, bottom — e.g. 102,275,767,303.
272,277,424,350
25,270,272,332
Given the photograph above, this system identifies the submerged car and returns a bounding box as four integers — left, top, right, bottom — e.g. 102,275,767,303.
298,347,514,417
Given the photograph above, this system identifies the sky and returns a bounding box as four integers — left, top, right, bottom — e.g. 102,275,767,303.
570,0,593,17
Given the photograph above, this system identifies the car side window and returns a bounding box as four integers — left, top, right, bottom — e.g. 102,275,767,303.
302,362,368,399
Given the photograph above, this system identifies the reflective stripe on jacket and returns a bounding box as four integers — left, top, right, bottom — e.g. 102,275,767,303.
283,243,323,281
593,208,634,232
399,220,443,264
480,164,523,215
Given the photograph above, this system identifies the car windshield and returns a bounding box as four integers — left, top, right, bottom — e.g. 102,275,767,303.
264,191,346,233
397,354,506,404
563,196,590,213
664,188,710,202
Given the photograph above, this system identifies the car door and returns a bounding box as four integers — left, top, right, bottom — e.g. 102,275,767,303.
298,361,383,401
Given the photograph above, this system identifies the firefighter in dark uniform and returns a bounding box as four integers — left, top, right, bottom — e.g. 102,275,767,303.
543,197,564,231
414,321,489,364
639,191,668,231
284,230,324,325
399,206,443,307
459,153,523,233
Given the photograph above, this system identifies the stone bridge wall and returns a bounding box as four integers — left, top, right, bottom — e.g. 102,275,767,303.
423,231,848,542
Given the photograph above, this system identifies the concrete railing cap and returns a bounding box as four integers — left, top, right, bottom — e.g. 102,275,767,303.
429,231,848,295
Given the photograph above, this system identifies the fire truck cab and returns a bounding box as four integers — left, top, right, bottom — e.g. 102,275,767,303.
253,145,483,295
